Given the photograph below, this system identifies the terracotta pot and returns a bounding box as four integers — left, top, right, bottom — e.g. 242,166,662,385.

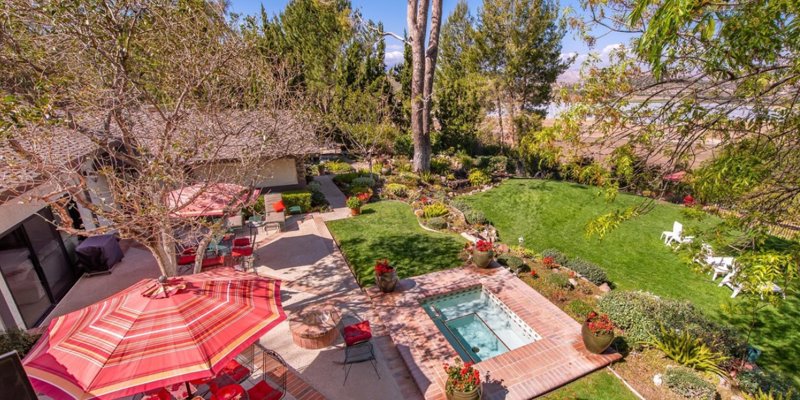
581,321,615,354
446,385,481,400
472,249,494,268
375,270,398,293
350,207,361,216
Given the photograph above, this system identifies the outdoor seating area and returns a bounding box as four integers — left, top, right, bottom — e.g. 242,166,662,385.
660,221,694,246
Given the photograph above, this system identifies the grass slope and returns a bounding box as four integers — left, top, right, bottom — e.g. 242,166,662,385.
327,201,465,285
541,369,639,400
465,179,799,383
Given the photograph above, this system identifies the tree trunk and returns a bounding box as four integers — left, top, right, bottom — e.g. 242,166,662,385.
193,234,214,274
409,0,429,172
148,232,177,277
422,0,443,144
495,89,505,150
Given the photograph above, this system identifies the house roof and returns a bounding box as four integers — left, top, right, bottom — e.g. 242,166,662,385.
0,109,320,200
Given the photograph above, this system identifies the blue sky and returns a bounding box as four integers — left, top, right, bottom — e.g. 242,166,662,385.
228,0,635,81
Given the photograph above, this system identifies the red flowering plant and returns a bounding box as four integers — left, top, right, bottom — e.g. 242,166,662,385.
374,259,394,276
530,270,538,279
683,194,696,206
474,240,493,252
542,256,555,267
443,358,480,394
585,311,615,336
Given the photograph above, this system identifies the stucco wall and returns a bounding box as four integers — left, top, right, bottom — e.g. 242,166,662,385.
191,157,300,188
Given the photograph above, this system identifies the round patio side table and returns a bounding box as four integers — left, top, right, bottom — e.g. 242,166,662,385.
289,303,340,349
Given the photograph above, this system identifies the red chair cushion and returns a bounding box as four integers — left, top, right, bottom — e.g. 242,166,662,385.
233,237,251,247
202,256,224,268
212,384,245,400
272,200,285,213
222,359,251,382
231,247,253,257
343,320,372,346
247,381,281,400
177,254,196,265
142,388,171,400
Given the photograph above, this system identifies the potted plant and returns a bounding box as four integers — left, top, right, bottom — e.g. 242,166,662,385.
581,311,616,354
374,259,398,293
472,240,494,268
346,196,362,216
443,358,481,400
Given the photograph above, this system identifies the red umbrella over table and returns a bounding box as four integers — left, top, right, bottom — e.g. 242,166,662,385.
166,183,259,218
23,269,285,400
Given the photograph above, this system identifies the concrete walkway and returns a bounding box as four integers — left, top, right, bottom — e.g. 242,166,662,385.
314,175,351,221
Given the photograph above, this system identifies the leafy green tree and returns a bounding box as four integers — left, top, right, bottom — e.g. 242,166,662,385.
561,0,800,226
435,0,483,153
473,0,569,148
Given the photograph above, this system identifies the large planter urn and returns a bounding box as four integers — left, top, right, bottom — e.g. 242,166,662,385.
581,321,615,354
375,270,398,293
472,250,494,268
446,385,481,400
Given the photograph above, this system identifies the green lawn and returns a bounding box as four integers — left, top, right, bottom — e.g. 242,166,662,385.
464,179,800,384
541,369,639,400
326,201,465,285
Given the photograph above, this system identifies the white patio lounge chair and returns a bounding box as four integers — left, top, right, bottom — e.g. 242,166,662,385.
719,269,785,299
661,221,686,245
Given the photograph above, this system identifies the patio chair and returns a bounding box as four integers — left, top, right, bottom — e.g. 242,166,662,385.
231,237,255,272
264,193,286,232
720,270,785,299
711,257,735,281
661,221,683,245
337,314,380,384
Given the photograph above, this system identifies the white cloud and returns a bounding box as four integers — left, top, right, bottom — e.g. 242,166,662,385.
385,50,404,66
601,43,623,56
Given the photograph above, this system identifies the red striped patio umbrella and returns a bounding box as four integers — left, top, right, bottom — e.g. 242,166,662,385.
23,269,285,400
166,183,259,217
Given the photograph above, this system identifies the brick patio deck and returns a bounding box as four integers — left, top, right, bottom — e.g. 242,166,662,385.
366,266,621,400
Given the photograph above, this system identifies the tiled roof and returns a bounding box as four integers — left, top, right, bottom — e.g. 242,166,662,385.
0,109,320,198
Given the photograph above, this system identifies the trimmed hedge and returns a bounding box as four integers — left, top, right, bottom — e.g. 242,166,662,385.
598,290,745,357
663,367,716,400
566,257,608,285
282,190,312,212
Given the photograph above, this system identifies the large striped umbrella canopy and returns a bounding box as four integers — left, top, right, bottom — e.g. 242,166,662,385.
23,269,285,400
166,183,259,217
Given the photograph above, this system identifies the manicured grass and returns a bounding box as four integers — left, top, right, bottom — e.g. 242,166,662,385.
327,201,465,285
464,179,799,384
541,369,639,400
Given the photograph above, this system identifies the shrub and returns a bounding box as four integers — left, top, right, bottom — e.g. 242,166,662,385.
243,194,265,220
423,202,449,218
281,190,312,212
663,367,717,400
390,171,420,186
352,176,376,188
468,169,491,187
430,157,451,174
384,183,408,198
456,152,474,171
540,248,568,265
497,254,524,271
463,209,488,225
333,172,360,186
646,325,728,375
510,245,537,259
565,257,608,285
738,369,799,399
488,155,508,174
426,217,448,230
349,186,373,201
449,198,472,212
566,300,595,320
307,181,322,192
0,330,40,357
346,196,362,209
599,290,745,356
310,190,327,207
545,273,571,289
323,160,354,174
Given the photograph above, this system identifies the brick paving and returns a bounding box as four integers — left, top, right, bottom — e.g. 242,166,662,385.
366,266,622,400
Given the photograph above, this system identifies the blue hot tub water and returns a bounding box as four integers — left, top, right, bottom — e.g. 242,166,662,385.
422,286,540,362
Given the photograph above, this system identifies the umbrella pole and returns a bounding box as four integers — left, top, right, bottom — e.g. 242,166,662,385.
184,381,192,399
